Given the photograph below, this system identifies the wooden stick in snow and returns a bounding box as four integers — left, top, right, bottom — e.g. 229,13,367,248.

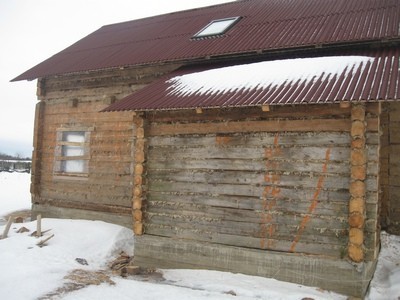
1,216,13,239
37,234,54,247
36,214,42,237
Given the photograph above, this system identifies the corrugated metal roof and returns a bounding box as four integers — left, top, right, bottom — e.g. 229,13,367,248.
103,48,400,111
13,0,400,81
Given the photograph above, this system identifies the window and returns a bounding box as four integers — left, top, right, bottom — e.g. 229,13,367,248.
54,129,91,176
193,17,241,38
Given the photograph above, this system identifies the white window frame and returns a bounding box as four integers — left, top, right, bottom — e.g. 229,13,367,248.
54,127,92,178
193,17,241,38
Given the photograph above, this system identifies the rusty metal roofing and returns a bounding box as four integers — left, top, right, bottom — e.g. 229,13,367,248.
103,48,400,111
13,0,400,81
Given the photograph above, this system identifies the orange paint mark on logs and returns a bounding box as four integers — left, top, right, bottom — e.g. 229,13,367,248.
260,133,281,249
215,136,232,146
290,147,331,253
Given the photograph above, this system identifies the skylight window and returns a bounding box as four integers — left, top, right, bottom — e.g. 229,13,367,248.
193,17,241,38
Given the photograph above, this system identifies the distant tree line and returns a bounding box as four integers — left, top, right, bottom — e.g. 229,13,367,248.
0,152,31,161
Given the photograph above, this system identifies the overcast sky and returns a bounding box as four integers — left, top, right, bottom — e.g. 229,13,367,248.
0,0,232,157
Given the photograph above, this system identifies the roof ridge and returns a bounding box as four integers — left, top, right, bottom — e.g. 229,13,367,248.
99,0,238,30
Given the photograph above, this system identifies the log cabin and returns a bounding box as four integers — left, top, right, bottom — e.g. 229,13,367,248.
12,0,400,297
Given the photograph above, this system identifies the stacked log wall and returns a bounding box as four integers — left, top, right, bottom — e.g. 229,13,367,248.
139,104,380,259
383,102,400,234
31,65,180,227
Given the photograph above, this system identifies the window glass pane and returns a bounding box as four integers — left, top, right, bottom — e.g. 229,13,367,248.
62,145,84,157
55,130,89,175
63,131,85,143
61,160,85,173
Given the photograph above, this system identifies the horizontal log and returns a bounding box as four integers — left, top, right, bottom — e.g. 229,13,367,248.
40,184,132,206
43,117,134,131
143,224,343,258
147,195,349,217
149,119,355,136
148,157,352,174
144,202,348,229
149,132,352,147
148,103,380,124
149,118,379,137
149,169,351,190
148,191,349,212
144,213,347,244
148,157,379,176
154,162,375,187
149,145,351,161
35,198,131,215
148,104,352,122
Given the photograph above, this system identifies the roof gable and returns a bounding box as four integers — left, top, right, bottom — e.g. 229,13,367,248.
13,0,400,81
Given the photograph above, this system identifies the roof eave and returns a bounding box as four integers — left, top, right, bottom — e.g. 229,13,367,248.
11,37,400,82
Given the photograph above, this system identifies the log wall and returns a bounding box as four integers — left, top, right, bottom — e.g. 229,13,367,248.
138,103,380,260
381,102,400,234
31,65,180,227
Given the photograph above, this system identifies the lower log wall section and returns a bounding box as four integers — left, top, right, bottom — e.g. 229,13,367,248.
139,104,380,260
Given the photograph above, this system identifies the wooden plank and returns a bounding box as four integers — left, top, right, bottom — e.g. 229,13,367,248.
0,217,13,240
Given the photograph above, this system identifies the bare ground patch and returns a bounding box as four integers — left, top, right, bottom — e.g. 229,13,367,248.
38,269,115,300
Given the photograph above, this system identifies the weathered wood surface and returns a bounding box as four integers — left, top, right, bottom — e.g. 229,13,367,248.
145,126,379,258
42,64,180,98
145,102,379,123
0,216,13,239
148,118,379,136
32,69,147,223
384,101,400,233
32,204,132,228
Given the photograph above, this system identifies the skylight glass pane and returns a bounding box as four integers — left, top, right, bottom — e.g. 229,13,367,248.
194,17,240,38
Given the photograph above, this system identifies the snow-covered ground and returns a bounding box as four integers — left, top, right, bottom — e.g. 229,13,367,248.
0,172,399,299
0,172,31,218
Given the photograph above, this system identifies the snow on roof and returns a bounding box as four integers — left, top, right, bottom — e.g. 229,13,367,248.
103,48,400,112
166,56,373,97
